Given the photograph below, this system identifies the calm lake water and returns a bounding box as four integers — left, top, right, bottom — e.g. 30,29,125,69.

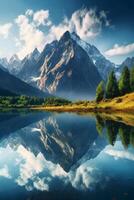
0,111,134,200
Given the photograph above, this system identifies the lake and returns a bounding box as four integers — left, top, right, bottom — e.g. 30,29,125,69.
0,110,134,200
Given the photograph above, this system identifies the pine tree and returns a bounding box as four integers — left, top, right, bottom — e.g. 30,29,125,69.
106,120,118,146
106,71,119,99
130,66,134,92
96,81,105,102
118,66,131,95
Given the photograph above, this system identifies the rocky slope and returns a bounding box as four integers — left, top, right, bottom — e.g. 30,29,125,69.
71,32,116,80
18,31,102,99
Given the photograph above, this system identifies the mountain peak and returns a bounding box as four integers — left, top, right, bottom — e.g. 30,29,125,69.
60,31,72,42
9,54,20,63
33,48,39,55
28,48,40,61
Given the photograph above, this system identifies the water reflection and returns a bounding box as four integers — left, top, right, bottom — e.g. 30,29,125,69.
96,114,134,148
0,111,133,200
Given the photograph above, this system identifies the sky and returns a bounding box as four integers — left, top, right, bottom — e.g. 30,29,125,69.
0,0,133,64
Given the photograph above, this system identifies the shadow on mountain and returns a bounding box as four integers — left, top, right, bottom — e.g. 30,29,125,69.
0,111,50,137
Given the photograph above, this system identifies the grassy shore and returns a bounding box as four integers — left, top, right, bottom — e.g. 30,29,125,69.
32,92,134,113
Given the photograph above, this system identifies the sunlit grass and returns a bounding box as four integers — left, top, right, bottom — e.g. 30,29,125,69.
32,92,134,113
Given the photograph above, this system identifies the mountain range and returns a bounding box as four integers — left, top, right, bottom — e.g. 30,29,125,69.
0,31,133,99
0,65,50,97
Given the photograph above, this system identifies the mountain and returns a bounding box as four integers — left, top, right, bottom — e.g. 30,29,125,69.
0,49,40,76
0,87,16,96
28,48,40,61
71,32,116,80
8,54,21,75
114,56,134,77
0,55,21,74
120,56,134,70
17,48,41,83
18,31,102,99
0,58,9,71
0,64,50,97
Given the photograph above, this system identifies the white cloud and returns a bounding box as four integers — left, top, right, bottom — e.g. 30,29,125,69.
33,177,49,191
14,144,67,191
15,14,46,59
50,8,109,41
105,43,134,57
105,149,134,161
33,10,51,26
16,145,45,186
69,164,100,191
0,165,11,179
0,142,103,192
14,8,109,59
0,23,12,38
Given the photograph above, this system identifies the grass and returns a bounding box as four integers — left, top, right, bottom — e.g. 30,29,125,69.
32,92,134,114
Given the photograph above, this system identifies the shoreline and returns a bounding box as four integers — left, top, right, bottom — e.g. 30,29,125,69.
31,105,134,113
32,92,134,114
0,92,134,115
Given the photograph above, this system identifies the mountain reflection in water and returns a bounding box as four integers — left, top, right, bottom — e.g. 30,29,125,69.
0,111,134,200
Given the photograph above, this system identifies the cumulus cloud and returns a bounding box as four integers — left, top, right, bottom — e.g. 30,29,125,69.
14,144,67,191
0,23,12,38
33,177,49,191
14,8,109,59
33,10,51,26
0,142,103,192
16,145,45,186
50,8,109,41
105,43,134,57
69,164,100,191
15,13,46,59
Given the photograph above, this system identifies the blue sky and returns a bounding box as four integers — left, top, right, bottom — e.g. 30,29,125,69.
0,0,133,64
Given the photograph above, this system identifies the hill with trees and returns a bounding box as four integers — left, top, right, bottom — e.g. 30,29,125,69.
96,66,134,102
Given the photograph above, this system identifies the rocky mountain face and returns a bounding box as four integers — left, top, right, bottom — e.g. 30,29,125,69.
71,32,116,80
0,64,50,97
17,31,102,99
0,57,8,67
0,58,9,72
0,49,40,76
1,31,133,99
17,48,42,84
8,54,21,74
0,55,21,74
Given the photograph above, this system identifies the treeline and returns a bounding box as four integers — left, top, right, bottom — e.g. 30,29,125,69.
96,66,134,102
0,96,71,108
96,115,134,148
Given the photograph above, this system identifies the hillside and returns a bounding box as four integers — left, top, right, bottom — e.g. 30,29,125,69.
0,65,50,98
0,87,16,96
93,92,134,112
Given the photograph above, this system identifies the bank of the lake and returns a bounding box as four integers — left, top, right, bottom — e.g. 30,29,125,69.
32,92,134,113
